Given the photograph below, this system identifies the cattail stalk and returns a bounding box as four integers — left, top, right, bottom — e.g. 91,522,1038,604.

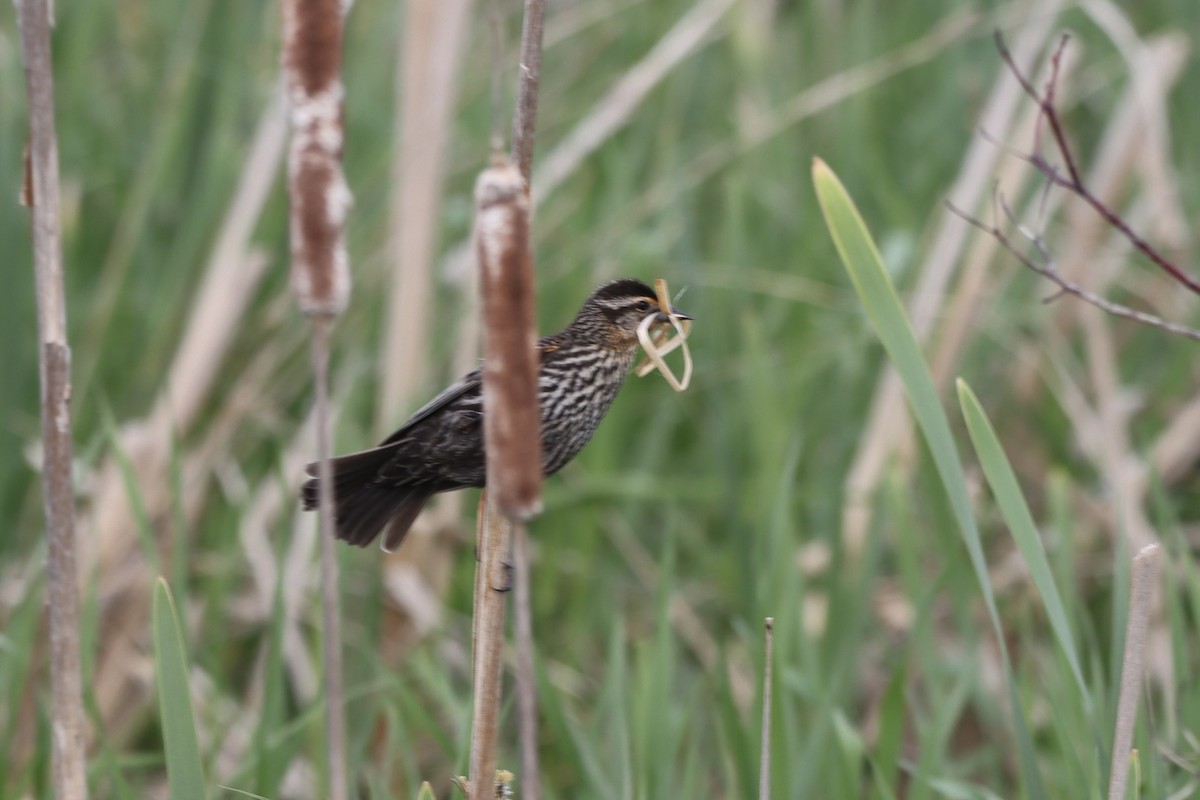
15,0,90,796
511,0,546,184
509,2,547,796
469,157,541,798
282,0,352,797
475,159,541,518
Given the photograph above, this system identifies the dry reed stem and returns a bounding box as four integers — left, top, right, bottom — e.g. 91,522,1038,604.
511,0,546,184
282,0,352,794
306,316,349,800
469,494,515,800
510,21,546,790
841,4,1063,553
15,0,90,795
1108,544,1161,800
379,0,472,422
531,0,737,201
512,524,541,800
509,2,548,794
758,617,774,800
476,158,542,518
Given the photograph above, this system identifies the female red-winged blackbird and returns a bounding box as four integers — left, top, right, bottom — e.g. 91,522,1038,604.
301,278,690,551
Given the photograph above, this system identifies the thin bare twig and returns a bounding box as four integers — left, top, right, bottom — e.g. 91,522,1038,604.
282,0,352,795
15,0,90,796
1108,544,1162,800
945,201,1200,341
992,31,1200,297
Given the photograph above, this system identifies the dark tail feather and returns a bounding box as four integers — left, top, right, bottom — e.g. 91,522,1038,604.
301,446,432,549
301,446,399,510
379,489,433,552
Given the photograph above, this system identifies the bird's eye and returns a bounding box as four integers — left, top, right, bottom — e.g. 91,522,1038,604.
634,300,653,312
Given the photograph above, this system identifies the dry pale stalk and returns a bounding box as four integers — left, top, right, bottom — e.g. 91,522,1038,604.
758,617,775,800
511,0,546,185
282,0,352,797
16,0,90,796
469,495,515,800
1108,544,1161,800
380,0,471,420
512,523,541,800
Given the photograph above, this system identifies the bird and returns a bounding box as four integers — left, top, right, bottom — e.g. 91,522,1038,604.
301,278,691,552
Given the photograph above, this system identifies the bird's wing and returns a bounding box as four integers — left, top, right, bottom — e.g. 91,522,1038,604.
375,334,569,447
378,366,483,447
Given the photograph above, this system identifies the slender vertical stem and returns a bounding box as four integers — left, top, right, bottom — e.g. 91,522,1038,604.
282,0,352,792
1107,544,1161,800
758,617,774,800
469,494,514,799
510,0,546,184
513,524,541,800
509,2,547,795
310,315,349,800
16,0,90,796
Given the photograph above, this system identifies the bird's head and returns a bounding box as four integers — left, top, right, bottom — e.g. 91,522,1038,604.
571,278,692,349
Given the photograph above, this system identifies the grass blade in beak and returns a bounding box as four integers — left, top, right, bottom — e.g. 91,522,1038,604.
635,278,693,391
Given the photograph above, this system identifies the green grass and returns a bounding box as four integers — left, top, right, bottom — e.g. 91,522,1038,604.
4,0,1200,797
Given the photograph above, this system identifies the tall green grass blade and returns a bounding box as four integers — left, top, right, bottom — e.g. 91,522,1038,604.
812,157,1045,800
956,379,1091,713
152,577,207,800
873,654,907,797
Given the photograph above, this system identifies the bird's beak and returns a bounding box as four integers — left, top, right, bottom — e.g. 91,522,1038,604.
655,305,692,323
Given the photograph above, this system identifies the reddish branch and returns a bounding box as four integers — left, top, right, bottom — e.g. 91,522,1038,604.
987,31,1200,298
952,33,1200,340
946,199,1200,342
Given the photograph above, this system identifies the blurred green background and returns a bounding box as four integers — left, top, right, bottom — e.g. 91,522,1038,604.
4,0,1200,797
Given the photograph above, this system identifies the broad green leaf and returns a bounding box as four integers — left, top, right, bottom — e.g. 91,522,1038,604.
957,379,1091,712
813,157,1045,800
153,577,207,800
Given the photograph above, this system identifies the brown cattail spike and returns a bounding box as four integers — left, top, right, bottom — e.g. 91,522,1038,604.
283,0,352,316
474,157,542,520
